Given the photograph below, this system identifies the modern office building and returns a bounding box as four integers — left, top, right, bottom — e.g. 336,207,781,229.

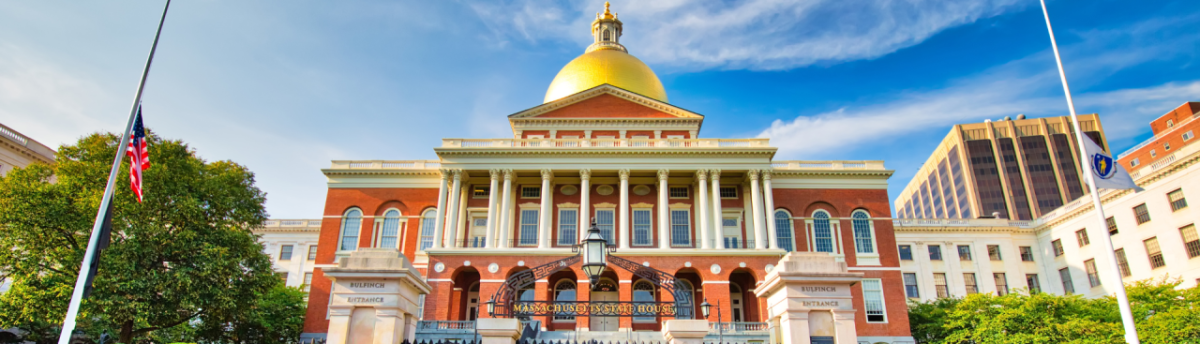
895,103,1199,301
255,219,322,294
894,115,1108,221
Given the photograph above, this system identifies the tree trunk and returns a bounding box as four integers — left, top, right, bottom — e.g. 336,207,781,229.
119,320,133,343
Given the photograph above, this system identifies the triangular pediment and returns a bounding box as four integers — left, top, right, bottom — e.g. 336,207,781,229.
509,84,704,120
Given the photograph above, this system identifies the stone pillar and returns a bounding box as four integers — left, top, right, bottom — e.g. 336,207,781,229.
748,170,767,249
696,170,711,249
485,169,501,248
432,169,450,249
539,169,553,249
323,249,432,344
756,253,864,344
477,318,522,344
658,169,671,249
499,170,514,248
580,169,592,241
618,169,631,249
709,170,724,250
444,170,463,248
662,320,710,344
763,170,779,250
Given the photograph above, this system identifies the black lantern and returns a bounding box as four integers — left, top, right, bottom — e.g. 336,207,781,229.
700,298,712,318
485,298,495,317
580,219,608,285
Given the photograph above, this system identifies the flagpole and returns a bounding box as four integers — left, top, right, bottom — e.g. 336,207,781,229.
57,0,171,343
1038,1,1139,343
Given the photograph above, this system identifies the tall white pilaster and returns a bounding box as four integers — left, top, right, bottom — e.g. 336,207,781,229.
539,169,553,249
657,169,671,249
696,170,710,249
444,170,463,248
709,170,724,250
499,170,514,248
432,169,450,249
763,170,779,250
579,169,592,241
485,169,501,248
618,169,630,249
748,170,767,249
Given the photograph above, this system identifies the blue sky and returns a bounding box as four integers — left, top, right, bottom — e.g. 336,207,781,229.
2,0,1198,219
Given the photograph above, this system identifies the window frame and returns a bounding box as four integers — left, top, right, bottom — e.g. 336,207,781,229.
964,273,978,294
338,208,363,252
898,245,913,260
808,210,838,254
933,273,949,298
957,245,972,261
850,210,879,260
1019,246,1034,262
1133,204,1151,224
557,207,579,246
928,244,943,261
595,208,616,245
632,207,654,247
1181,224,1200,259
1075,229,1090,247
1051,239,1064,257
1168,189,1188,211
307,245,319,261
861,279,887,323
719,186,738,199
520,186,541,199
1145,237,1165,269
987,245,1002,261
1084,259,1101,288
1059,268,1074,294
668,186,689,199
418,209,437,251
375,208,402,249
902,273,920,299
279,245,294,261
669,208,692,247
553,279,578,322
472,185,490,199
1106,217,1119,235
517,207,540,247
774,209,796,252
1115,248,1132,277
632,280,657,323
994,273,1008,296
303,272,313,292
1025,274,1041,293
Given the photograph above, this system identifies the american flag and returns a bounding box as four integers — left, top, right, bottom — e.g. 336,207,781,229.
125,106,151,202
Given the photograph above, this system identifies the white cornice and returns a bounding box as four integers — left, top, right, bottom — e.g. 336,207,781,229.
508,85,704,120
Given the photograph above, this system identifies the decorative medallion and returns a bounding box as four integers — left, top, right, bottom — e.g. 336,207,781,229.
710,264,721,274
765,264,775,272
739,262,746,268
561,185,578,196
633,185,651,196
684,261,692,268
642,261,650,267
518,260,526,267
488,263,500,273
434,262,445,273
596,185,614,196
464,260,472,266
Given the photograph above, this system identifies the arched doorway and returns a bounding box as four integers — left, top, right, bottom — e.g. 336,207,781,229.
466,282,480,321
590,277,619,331
451,267,481,321
674,269,703,320
730,283,745,322
729,269,759,323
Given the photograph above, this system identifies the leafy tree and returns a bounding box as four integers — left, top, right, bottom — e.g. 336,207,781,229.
0,132,281,343
908,297,960,344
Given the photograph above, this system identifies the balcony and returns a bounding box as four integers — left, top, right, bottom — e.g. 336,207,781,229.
440,138,771,149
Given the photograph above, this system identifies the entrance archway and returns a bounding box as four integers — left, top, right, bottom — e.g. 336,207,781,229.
589,277,619,331
729,268,759,323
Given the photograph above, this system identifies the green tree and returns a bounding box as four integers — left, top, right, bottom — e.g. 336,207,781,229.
0,132,281,343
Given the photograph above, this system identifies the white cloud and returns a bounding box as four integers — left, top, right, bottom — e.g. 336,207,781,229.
465,0,1026,70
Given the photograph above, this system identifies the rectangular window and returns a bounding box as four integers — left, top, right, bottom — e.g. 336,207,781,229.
1183,130,1195,141
1052,239,1065,257
1131,158,1140,167
928,245,943,261
964,273,978,294
957,245,972,261
862,279,886,322
722,218,740,249
1181,224,1200,258
303,272,313,292
670,210,691,247
521,186,541,199
633,209,653,246
668,186,689,199
994,273,1008,296
308,245,319,260
1165,142,1172,151
557,209,578,246
279,245,294,261
898,245,913,260
1115,249,1131,277
1076,229,1090,247
719,186,738,199
1059,268,1074,294
903,273,920,298
933,273,949,298
1134,204,1151,224
1026,274,1041,293
1107,217,1119,235
987,245,1002,261
1169,189,1188,211
1145,237,1165,269
1020,246,1034,262
472,186,489,198
1085,259,1101,287
518,209,539,246
596,210,615,245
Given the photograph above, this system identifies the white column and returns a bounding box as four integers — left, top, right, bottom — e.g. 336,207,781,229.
579,169,592,239
444,170,463,248
432,169,450,249
748,170,767,249
657,169,670,249
485,169,501,248
696,170,711,249
499,170,513,248
618,169,630,249
709,170,723,250
454,182,469,248
539,169,553,249
762,170,779,250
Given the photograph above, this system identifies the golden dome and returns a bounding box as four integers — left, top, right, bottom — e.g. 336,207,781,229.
543,2,667,103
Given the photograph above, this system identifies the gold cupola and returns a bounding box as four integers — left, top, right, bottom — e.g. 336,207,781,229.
543,2,668,103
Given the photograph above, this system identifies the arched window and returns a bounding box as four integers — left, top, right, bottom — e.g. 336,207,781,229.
775,210,795,252
602,29,611,41
852,210,875,254
812,210,833,253
554,280,577,321
517,285,535,321
340,209,362,251
678,279,696,319
379,209,401,249
633,281,656,323
419,209,437,250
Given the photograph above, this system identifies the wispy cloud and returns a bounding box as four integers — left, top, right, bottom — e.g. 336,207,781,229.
465,0,1026,70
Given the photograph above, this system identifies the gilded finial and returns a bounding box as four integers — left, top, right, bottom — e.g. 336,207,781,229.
602,2,614,19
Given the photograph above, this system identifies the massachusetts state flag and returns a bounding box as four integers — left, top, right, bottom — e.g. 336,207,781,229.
1082,136,1142,192
126,106,151,202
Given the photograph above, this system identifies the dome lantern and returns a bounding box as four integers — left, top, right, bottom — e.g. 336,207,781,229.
588,2,626,53
543,2,668,103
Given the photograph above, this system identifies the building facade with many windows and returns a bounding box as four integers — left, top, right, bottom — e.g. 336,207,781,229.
300,5,913,343
255,219,322,293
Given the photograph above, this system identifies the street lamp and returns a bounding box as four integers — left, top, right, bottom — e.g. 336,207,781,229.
700,298,712,318
580,219,608,286
485,298,495,317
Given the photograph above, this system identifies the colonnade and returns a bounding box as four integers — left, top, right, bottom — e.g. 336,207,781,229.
428,169,781,251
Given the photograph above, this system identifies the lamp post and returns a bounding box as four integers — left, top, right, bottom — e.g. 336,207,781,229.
716,300,724,343
486,298,495,317
580,219,608,285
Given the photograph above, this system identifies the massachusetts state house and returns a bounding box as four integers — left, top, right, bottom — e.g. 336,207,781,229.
302,4,914,344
